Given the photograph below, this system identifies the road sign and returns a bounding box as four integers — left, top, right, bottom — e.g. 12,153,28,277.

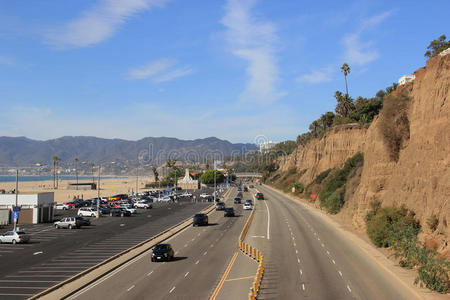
12,206,21,212
226,180,229,184
12,211,19,220
96,199,100,206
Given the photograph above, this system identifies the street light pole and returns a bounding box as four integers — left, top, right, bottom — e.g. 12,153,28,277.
136,166,139,197
96,166,101,219
13,169,18,231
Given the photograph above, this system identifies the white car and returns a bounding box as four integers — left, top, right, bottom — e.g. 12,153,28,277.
181,192,193,197
78,207,100,217
55,203,70,210
243,203,252,210
159,196,172,202
121,206,137,214
199,193,210,199
134,201,152,209
0,231,30,244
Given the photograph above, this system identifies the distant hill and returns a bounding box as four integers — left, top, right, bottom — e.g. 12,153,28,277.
0,136,258,167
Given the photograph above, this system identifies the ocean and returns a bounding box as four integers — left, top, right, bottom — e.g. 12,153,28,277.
0,175,125,183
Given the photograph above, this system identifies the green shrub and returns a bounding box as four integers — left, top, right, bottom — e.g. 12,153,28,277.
318,153,364,213
415,248,450,293
426,214,439,232
290,181,304,193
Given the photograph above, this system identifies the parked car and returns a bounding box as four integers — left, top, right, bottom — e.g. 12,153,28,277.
0,230,30,244
199,193,210,199
234,197,241,204
109,208,131,217
151,243,175,262
75,216,91,226
55,203,70,210
54,217,82,229
215,201,225,211
256,192,264,200
78,207,101,217
224,207,235,217
159,196,172,202
99,206,111,215
193,213,208,226
181,192,193,197
121,206,137,214
134,201,152,209
65,201,76,209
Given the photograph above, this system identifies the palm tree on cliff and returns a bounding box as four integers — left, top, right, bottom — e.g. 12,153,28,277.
334,91,355,118
340,63,351,95
151,166,159,183
52,156,60,189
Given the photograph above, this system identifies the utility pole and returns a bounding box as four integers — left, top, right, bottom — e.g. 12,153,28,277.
213,161,216,202
96,166,101,219
13,169,18,231
136,166,139,196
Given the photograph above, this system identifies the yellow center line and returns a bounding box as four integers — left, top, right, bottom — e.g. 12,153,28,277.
224,275,254,282
210,252,239,300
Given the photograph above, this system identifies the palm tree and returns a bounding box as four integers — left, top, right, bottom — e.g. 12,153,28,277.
52,156,60,189
90,163,95,182
74,158,79,190
340,63,351,95
165,159,177,187
151,166,159,182
334,91,355,118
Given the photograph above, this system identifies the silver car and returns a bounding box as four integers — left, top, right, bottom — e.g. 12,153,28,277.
54,217,82,229
0,231,30,244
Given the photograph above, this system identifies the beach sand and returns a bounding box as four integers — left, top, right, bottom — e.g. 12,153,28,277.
0,177,153,203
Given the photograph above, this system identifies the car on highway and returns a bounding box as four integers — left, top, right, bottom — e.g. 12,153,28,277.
181,192,193,197
234,197,241,204
199,193,211,199
243,203,252,210
215,201,225,211
224,207,235,217
55,203,70,210
75,216,91,226
78,207,101,217
109,208,131,217
134,200,152,209
193,213,208,226
0,230,30,244
151,243,175,262
256,192,264,200
244,186,249,192
54,217,82,229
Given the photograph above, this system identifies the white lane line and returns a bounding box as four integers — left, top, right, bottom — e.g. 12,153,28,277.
169,286,176,293
33,251,43,255
327,250,330,255
203,251,207,256
216,238,219,242
195,260,199,264
191,238,195,242
297,258,300,263
197,233,201,237
302,284,305,291
210,244,214,248
147,271,153,276
184,244,188,248
347,285,352,293
295,250,298,254
263,198,271,240
184,272,189,277
293,242,296,247
127,285,135,292
299,269,303,275
338,271,343,277
321,243,325,247
332,259,336,264
175,251,179,255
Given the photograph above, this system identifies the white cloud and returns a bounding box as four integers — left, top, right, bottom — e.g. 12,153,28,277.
342,10,392,66
221,0,284,104
44,0,170,48
297,66,334,84
127,58,194,83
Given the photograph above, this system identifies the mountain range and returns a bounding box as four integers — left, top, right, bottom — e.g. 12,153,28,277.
0,136,258,167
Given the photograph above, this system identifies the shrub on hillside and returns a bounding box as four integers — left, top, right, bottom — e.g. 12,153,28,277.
304,168,332,197
379,93,411,162
426,214,439,232
318,153,364,213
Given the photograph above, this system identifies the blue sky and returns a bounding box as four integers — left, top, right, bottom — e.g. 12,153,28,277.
0,0,449,143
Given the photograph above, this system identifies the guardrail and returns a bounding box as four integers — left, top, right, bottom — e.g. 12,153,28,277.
238,190,264,300
29,190,227,300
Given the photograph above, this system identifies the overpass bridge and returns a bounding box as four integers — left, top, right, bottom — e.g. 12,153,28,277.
235,172,262,178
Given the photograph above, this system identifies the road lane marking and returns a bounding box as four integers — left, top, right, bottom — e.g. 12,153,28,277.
197,233,201,236
347,285,352,292
191,238,195,241
302,284,305,291
127,285,135,292
195,260,200,264
338,271,343,277
33,251,43,255
332,259,336,264
169,286,176,293
210,252,238,300
210,244,214,248
175,251,179,255
327,250,330,255
295,250,298,254
297,258,300,263
203,251,207,256
224,275,254,282
184,272,189,277
147,271,153,276
299,269,303,275
184,244,188,247
263,198,271,240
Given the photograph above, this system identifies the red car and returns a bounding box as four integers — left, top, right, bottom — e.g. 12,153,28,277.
256,193,264,200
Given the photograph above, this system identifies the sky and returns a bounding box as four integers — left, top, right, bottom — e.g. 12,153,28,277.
0,0,449,144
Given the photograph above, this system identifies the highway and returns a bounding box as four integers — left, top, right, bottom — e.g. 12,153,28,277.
67,187,253,300
247,185,420,300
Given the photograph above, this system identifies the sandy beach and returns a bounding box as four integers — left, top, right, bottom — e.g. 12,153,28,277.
0,177,153,203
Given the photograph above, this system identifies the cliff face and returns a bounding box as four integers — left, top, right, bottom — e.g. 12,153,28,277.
276,54,450,251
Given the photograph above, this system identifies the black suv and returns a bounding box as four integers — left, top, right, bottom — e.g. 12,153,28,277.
234,197,241,204
109,208,131,217
224,207,235,217
193,213,208,226
151,243,175,262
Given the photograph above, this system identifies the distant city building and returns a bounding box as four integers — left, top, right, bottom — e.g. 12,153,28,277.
259,141,278,153
398,74,415,85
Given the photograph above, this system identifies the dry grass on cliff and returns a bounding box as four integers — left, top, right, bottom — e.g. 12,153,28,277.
379,93,411,162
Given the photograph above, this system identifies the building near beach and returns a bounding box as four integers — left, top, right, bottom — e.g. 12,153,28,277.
177,169,199,190
0,192,55,225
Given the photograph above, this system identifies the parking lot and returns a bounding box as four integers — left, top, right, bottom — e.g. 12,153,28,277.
0,188,221,299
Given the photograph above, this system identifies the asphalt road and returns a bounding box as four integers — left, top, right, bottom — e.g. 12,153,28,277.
66,187,251,300
249,185,420,300
0,199,211,299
